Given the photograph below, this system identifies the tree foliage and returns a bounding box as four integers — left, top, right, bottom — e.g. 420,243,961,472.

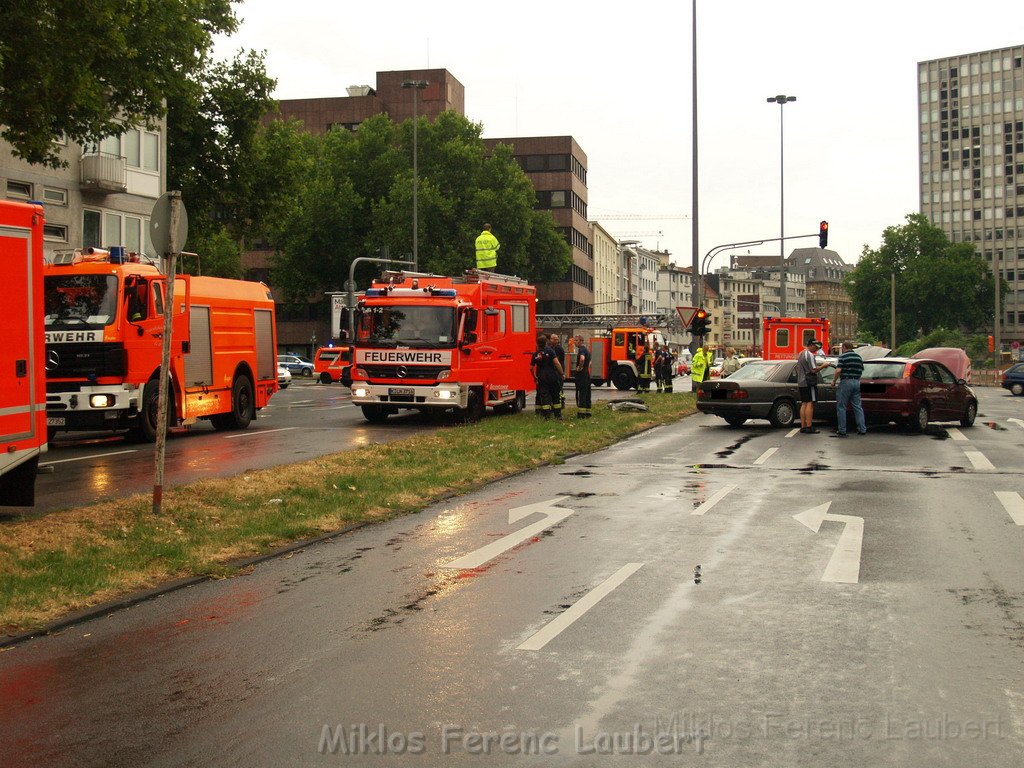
844,214,1004,342
894,327,990,365
0,0,237,167
270,112,571,301
167,48,277,256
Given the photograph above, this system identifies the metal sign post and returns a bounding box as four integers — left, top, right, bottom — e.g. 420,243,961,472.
149,191,187,515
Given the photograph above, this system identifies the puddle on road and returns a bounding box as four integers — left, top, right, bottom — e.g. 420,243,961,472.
984,421,1008,431
560,470,593,476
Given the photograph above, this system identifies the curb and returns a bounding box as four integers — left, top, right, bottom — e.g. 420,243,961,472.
1,404,695,649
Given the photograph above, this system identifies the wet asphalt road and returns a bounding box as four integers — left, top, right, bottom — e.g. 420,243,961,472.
6,378,666,517
1,387,1022,766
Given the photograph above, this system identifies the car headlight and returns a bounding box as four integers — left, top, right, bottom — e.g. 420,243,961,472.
433,389,455,399
90,394,114,408
353,387,369,398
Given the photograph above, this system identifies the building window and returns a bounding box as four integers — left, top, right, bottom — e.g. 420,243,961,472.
43,224,68,242
42,187,67,205
83,210,101,248
142,132,159,172
6,180,31,199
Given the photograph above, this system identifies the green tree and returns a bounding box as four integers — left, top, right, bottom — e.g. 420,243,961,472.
167,48,277,256
0,0,237,167
271,112,571,300
844,214,1003,343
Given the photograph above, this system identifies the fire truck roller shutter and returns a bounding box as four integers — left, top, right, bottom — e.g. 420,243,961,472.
184,305,213,386
255,308,275,381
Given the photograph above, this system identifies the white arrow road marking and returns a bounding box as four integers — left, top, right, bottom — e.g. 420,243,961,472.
793,502,864,584
995,492,1024,525
1009,418,1024,431
753,447,778,465
691,484,738,516
40,449,136,466
442,497,574,570
223,427,298,439
946,427,969,442
785,428,800,438
962,447,994,470
517,563,644,651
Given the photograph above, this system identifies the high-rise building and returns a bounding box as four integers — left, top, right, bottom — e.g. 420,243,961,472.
483,136,592,314
918,45,1024,343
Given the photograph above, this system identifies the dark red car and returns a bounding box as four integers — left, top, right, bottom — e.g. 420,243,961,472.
858,357,977,431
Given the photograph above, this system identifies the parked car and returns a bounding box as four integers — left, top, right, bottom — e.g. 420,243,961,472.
1000,361,1024,396
858,357,977,430
277,365,292,389
697,359,838,427
277,354,314,377
676,360,691,376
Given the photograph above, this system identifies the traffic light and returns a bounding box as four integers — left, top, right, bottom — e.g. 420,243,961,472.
819,220,829,248
689,308,711,337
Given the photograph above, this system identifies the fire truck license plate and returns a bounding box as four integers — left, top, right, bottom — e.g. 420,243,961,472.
47,417,65,427
388,387,414,396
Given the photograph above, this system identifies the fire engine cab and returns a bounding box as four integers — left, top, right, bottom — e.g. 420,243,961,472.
349,270,536,422
761,317,831,360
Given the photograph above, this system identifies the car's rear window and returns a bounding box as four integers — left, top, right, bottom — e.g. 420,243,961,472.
725,362,781,382
862,362,907,380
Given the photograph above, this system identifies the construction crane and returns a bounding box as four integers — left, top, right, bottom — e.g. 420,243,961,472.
537,312,678,329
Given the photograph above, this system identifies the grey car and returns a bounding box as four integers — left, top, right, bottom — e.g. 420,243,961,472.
696,359,838,427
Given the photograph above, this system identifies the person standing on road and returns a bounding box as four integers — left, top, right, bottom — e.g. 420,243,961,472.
573,335,592,418
690,345,712,393
531,334,563,420
721,347,741,378
835,341,867,437
475,224,500,270
549,334,567,413
797,339,830,434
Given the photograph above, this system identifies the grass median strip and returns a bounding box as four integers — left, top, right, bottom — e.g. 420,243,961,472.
0,394,696,634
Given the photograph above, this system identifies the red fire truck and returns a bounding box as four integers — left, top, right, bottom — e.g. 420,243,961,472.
536,314,671,390
44,250,279,441
761,317,831,360
349,270,536,422
1,201,47,506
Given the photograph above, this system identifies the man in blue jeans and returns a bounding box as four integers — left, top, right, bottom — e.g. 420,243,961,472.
835,341,867,437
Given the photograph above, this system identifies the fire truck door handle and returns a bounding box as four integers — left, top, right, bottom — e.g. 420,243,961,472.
16,360,27,377
478,345,497,356
182,341,190,353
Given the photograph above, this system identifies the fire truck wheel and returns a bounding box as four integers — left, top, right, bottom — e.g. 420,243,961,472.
611,367,636,391
767,398,796,428
462,387,486,423
319,372,332,384
132,379,172,442
361,405,390,423
211,375,255,431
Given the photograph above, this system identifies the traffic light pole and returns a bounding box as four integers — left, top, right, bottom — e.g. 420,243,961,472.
696,231,820,316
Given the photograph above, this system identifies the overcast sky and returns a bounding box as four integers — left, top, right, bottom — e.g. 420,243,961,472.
214,0,1021,270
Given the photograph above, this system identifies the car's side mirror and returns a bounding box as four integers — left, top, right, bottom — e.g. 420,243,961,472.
957,378,967,386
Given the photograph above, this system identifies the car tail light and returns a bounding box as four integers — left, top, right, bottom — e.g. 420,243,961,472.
727,390,748,399
697,388,709,398
903,364,915,379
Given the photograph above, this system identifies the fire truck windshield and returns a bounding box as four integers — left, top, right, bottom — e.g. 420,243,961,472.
44,274,118,329
356,305,456,348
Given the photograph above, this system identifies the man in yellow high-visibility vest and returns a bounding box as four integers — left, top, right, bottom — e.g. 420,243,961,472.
475,224,500,270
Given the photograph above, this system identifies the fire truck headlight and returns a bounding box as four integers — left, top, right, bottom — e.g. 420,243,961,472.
437,369,451,381
355,368,368,378
353,387,369,398
90,394,114,408
433,389,455,400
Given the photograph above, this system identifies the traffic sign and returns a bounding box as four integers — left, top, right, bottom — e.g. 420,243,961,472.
149,192,188,255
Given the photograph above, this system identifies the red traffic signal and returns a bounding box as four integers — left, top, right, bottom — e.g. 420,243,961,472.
819,220,829,249
689,308,711,337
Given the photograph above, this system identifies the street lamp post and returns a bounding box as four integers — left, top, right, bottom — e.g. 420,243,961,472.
767,94,796,316
401,79,429,271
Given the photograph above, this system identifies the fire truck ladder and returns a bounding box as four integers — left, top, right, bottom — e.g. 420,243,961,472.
536,313,675,329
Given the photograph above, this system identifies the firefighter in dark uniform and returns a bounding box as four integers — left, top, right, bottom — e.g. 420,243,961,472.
531,335,564,419
573,335,592,418
652,343,665,393
636,337,652,392
549,333,567,413
663,346,675,393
